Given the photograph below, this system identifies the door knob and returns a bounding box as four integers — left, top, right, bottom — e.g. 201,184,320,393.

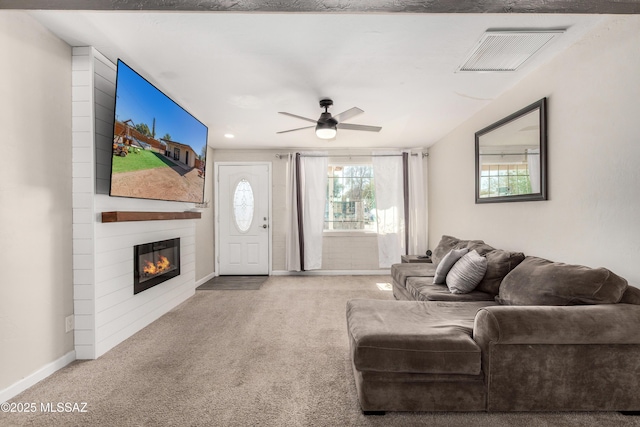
262,224,268,229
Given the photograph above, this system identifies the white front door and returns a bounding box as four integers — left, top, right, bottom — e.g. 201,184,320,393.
217,163,270,275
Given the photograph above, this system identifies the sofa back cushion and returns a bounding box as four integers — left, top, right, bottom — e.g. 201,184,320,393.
431,235,486,266
466,241,496,257
475,249,526,296
496,256,628,306
620,285,640,305
431,235,463,265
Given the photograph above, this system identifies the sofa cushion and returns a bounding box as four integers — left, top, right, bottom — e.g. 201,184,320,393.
475,249,526,296
496,256,629,306
391,262,436,290
407,277,495,302
431,235,486,266
346,299,494,375
446,250,488,294
433,248,468,284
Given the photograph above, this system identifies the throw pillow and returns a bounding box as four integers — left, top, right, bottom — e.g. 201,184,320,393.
446,250,488,294
496,256,629,306
433,248,469,284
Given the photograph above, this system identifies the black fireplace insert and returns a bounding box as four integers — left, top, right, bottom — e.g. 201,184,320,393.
134,238,180,294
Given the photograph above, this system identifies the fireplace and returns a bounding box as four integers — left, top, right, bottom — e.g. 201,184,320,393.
134,238,180,294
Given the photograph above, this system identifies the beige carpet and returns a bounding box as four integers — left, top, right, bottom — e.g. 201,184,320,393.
2,275,639,427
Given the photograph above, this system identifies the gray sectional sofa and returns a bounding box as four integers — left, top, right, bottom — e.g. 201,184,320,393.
346,235,640,414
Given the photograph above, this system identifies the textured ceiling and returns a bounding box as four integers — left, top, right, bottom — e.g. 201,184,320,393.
22,10,609,150
6,0,640,13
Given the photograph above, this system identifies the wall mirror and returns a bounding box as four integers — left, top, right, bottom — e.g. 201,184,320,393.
475,98,547,203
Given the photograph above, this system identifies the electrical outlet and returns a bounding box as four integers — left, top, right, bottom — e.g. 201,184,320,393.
65,315,74,333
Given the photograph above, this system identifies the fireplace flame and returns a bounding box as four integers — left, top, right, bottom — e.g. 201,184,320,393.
143,255,171,276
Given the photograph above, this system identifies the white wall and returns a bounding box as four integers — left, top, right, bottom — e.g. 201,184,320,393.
428,15,640,286
195,146,215,281
0,13,216,397
0,12,74,393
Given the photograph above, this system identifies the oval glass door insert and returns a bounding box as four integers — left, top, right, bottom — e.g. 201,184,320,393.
233,179,254,232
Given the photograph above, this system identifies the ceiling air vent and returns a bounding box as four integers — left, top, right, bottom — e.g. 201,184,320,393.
458,30,565,72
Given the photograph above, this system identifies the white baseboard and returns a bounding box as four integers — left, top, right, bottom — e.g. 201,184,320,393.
271,269,390,276
194,272,216,287
0,350,76,403
200,270,390,278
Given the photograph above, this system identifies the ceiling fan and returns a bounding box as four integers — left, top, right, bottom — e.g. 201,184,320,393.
277,99,382,140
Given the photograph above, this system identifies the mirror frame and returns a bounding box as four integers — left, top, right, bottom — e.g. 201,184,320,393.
475,97,547,204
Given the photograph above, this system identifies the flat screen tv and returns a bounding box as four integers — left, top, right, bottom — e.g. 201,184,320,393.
110,59,208,204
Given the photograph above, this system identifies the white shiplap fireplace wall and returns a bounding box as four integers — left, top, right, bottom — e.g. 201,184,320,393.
72,47,197,359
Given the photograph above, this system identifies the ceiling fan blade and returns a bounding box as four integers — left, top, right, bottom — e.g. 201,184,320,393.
278,112,318,124
337,123,382,132
276,125,315,134
333,107,364,124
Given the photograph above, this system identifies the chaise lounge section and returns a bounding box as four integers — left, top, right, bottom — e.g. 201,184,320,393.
347,235,640,413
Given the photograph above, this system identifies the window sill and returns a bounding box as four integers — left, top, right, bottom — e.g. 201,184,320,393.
323,230,378,237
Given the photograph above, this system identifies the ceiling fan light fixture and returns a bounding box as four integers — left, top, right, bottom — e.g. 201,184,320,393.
315,122,337,139
278,98,380,139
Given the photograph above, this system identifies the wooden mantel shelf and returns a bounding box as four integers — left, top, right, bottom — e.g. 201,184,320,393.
101,211,201,223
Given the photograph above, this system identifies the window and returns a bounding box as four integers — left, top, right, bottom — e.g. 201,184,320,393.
233,179,254,232
325,165,376,231
479,163,531,197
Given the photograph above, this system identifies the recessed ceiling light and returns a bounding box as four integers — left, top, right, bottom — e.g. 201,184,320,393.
224,133,235,138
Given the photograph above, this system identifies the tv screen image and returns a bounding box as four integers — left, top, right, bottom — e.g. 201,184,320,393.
110,59,208,204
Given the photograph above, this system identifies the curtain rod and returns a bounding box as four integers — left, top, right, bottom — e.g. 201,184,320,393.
275,152,428,159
